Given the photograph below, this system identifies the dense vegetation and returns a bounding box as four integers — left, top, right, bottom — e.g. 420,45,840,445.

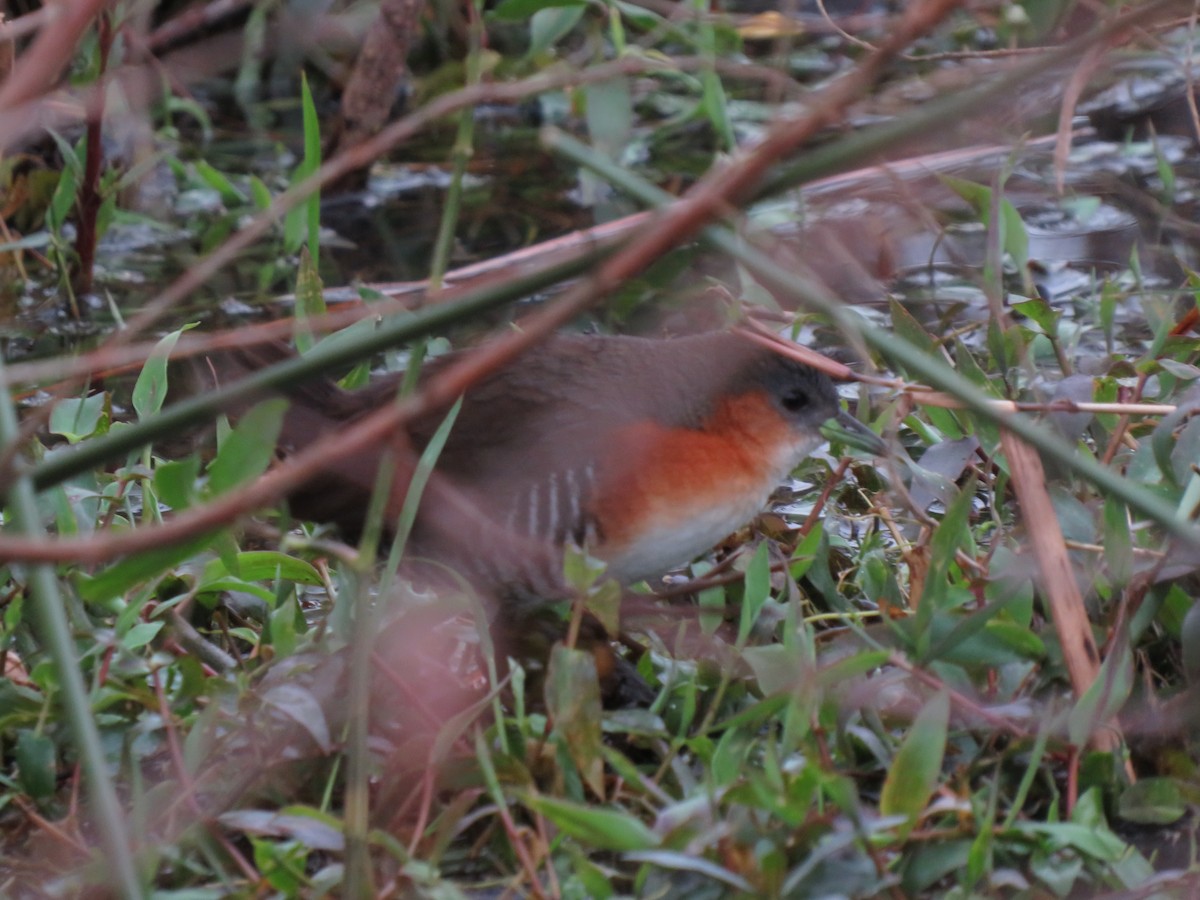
1,0,1199,896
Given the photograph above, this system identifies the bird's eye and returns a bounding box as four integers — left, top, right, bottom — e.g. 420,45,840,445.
781,390,810,412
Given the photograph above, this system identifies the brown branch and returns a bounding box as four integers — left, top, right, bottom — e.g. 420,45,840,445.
888,654,1034,737
0,0,106,111
999,428,1125,758
0,7,52,46
72,11,114,301
146,0,256,53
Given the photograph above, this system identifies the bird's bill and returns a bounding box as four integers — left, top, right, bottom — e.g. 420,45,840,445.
823,409,887,457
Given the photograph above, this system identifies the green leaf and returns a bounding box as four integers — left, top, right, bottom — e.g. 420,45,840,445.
562,542,607,592
300,70,321,261
941,174,1029,274
711,727,751,787
879,691,949,838
133,324,196,420
1102,497,1131,586
899,840,972,896
248,175,272,210
154,455,202,510
568,845,615,899
195,578,276,606
923,591,1044,666
612,0,662,30
15,730,56,799
1182,597,1200,685
96,194,116,241
1151,406,1188,487
194,160,247,203
788,519,823,581
269,593,303,656
623,851,755,893
1011,819,1125,861
737,541,771,645
283,70,321,257
0,231,53,253
261,682,331,753
76,533,219,605
49,392,108,443
1068,638,1133,748
528,5,586,57
889,299,937,355
1153,137,1176,204
1099,280,1119,347
114,584,150,634
942,617,1044,666
380,396,462,569
546,645,605,798
492,0,585,21
816,650,891,689
1171,416,1200,487
292,246,325,354
697,564,725,636
198,551,323,590
584,578,622,637
120,620,164,650
953,338,997,393
742,644,804,696
214,530,242,580
700,69,734,152
1118,777,1188,825
1011,296,1059,334
523,794,660,851
915,478,976,649
220,806,345,851
47,163,78,234
585,78,633,158
206,398,287,495
252,837,308,894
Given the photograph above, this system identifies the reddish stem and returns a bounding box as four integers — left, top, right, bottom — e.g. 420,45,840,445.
72,11,113,302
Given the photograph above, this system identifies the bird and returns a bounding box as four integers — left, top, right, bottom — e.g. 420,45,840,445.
230,329,864,616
